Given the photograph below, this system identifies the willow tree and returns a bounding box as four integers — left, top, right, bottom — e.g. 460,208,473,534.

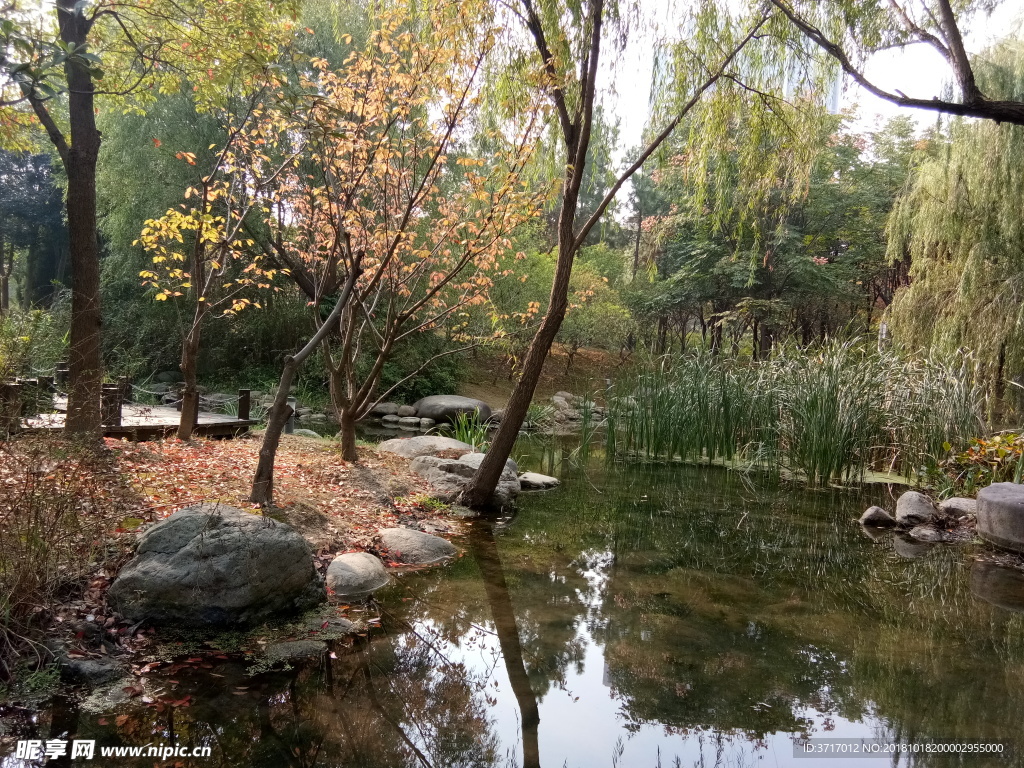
887,40,1024,415
461,0,830,507
769,0,1024,126
0,0,295,438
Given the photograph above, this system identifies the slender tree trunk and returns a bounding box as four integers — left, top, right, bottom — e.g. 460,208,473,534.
0,231,10,316
251,269,359,506
58,0,103,439
250,358,298,505
177,321,203,440
462,193,578,508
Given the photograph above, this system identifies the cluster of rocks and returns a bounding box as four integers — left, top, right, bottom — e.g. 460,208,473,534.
859,490,975,544
861,483,1024,559
377,434,560,508
371,395,492,432
107,504,466,630
148,373,335,423
549,391,605,424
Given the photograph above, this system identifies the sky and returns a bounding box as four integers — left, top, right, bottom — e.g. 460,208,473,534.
604,0,1024,156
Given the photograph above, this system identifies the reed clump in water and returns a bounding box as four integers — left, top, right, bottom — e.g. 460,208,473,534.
606,339,982,485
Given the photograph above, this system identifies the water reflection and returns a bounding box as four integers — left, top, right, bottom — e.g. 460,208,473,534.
9,457,1024,767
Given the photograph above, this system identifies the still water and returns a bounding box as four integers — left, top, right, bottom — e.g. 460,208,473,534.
9,441,1024,767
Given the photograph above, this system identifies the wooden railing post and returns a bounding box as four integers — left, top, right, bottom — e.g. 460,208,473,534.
0,381,22,435
101,384,122,427
237,389,251,421
54,361,69,388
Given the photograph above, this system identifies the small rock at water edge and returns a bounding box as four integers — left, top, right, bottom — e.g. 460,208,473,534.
519,472,560,490
859,506,896,527
379,528,458,565
397,405,418,417
895,491,937,526
939,496,977,516
326,552,390,599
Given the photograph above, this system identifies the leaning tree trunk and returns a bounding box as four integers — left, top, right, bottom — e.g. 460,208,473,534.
462,199,577,508
59,0,103,440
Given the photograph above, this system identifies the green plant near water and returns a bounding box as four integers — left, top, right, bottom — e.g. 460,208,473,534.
440,412,490,452
607,340,983,485
930,432,1024,498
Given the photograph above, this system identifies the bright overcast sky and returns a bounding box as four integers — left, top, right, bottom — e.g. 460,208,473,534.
604,0,1024,156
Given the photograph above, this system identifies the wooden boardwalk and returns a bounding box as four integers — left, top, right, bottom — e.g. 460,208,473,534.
23,398,256,440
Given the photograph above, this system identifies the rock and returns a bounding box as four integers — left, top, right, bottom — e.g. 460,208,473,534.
908,525,947,543
305,413,328,423
292,428,322,438
397,405,418,417
895,491,937,526
554,391,576,403
519,472,560,490
148,383,172,395
859,506,896,527
939,496,977,516
971,560,1024,613
266,640,327,663
302,615,357,636
382,414,401,424
371,402,401,416
379,528,458,565
61,657,127,685
155,371,183,384
398,416,421,427
550,395,570,410
977,483,1024,554
419,418,436,429
325,552,390,599
489,409,504,424
410,454,520,507
892,534,933,559
377,435,474,459
107,504,325,627
411,395,492,424
458,451,518,476
554,408,582,422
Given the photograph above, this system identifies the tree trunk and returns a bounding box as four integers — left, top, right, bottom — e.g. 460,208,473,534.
462,196,577,508
59,0,103,440
177,323,202,440
250,358,298,506
251,268,359,506
0,231,10,316
338,410,358,462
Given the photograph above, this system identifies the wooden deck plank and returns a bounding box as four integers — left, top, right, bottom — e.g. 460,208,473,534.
23,400,256,440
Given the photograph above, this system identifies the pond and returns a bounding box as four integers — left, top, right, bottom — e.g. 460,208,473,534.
6,441,1024,767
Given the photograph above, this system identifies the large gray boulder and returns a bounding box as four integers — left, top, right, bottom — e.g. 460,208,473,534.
977,482,1024,554
895,491,937,526
411,395,492,424
326,552,390,600
860,506,896,527
377,435,474,459
409,453,520,507
370,402,400,416
107,504,325,627
458,451,518,475
379,528,457,565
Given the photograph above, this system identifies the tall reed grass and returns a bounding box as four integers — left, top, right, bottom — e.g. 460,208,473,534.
606,340,983,485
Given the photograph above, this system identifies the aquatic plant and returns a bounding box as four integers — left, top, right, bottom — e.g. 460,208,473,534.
607,340,983,485
441,412,491,452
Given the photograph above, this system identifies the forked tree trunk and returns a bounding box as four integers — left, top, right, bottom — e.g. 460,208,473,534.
338,410,359,462
251,269,359,506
